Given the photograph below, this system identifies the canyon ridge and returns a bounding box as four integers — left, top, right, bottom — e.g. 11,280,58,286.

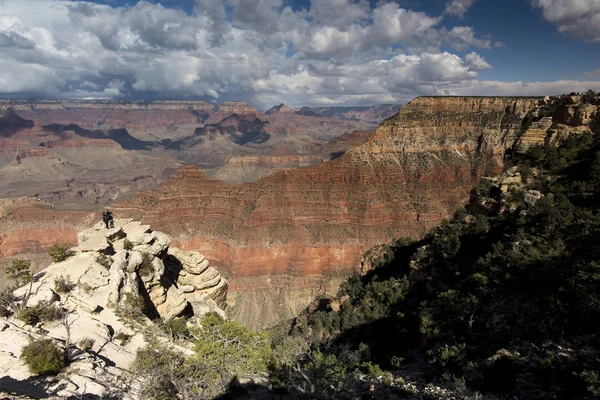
2,94,598,328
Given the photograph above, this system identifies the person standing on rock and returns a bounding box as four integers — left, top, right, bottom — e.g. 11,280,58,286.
102,211,109,228
107,210,114,228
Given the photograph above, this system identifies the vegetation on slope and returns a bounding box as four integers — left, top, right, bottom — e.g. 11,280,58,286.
296,132,600,399
130,132,600,399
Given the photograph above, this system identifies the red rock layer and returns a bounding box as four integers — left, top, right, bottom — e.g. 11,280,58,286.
113,96,542,328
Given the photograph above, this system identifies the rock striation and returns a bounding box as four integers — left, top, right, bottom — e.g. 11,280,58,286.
0,219,227,399
118,96,586,328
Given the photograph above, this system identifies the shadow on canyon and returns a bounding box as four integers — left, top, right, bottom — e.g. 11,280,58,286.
0,376,122,400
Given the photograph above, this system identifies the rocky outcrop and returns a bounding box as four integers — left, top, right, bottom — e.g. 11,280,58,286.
297,104,401,122
0,219,227,399
75,219,228,319
265,103,296,114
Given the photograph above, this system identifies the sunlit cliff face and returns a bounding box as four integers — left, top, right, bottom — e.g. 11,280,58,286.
110,96,549,328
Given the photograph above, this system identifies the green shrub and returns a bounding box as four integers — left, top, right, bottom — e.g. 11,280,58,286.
138,253,154,277
135,313,273,399
95,254,113,269
0,290,15,317
48,243,72,263
123,238,134,250
5,259,32,287
17,301,62,326
114,332,132,346
78,337,95,351
53,275,74,294
20,339,66,375
161,317,190,340
116,292,147,322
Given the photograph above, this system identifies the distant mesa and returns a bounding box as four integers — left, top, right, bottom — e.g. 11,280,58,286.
265,103,296,114
215,101,258,114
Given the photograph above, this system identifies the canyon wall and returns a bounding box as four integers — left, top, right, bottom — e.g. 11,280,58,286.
113,96,545,328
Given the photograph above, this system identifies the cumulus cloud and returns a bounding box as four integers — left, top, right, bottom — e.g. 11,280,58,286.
0,0,594,106
465,52,492,70
532,0,600,42
439,26,491,50
445,0,478,18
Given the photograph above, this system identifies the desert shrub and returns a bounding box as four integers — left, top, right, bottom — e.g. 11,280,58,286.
5,259,32,287
134,345,206,400
114,332,132,346
78,337,95,351
138,253,154,277
48,243,72,263
80,283,94,295
95,254,113,269
0,290,15,317
116,292,148,323
161,317,190,340
20,339,66,375
16,301,62,326
123,238,134,250
135,313,273,399
53,275,74,294
192,312,272,382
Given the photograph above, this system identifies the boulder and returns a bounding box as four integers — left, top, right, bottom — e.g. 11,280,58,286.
524,190,543,207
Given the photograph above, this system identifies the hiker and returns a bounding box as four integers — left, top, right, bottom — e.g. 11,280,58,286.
102,211,109,228
106,210,114,228
102,210,114,229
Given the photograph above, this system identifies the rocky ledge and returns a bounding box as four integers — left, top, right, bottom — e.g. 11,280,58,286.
0,219,227,399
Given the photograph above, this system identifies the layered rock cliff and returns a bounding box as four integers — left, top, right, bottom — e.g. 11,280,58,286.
114,96,567,328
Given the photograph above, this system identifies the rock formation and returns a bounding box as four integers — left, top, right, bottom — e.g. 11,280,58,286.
112,94,600,329
265,103,296,114
5,94,599,330
0,219,227,399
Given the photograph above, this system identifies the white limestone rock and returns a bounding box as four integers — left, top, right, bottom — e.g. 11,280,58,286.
0,220,228,400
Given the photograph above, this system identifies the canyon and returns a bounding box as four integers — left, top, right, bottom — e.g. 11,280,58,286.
0,100,391,283
0,100,391,205
112,95,599,328
3,95,599,329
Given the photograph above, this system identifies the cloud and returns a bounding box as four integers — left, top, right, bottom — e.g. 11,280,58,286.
585,69,600,77
465,52,492,70
68,1,202,51
309,0,369,28
445,0,478,18
440,26,491,50
450,80,600,97
0,0,594,107
532,0,600,42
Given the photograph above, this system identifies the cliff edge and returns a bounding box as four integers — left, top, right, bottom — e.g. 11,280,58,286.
0,219,227,399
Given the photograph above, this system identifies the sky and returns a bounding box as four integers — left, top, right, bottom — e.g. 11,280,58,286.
0,0,600,108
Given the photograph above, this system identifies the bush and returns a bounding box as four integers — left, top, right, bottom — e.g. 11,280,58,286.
48,243,72,263
20,339,66,375
114,332,132,346
161,317,190,340
54,275,74,294
116,292,148,322
0,290,15,317
78,337,95,351
16,301,62,326
123,238,134,250
95,254,113,269
138,253,154,277
5,259,32,287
